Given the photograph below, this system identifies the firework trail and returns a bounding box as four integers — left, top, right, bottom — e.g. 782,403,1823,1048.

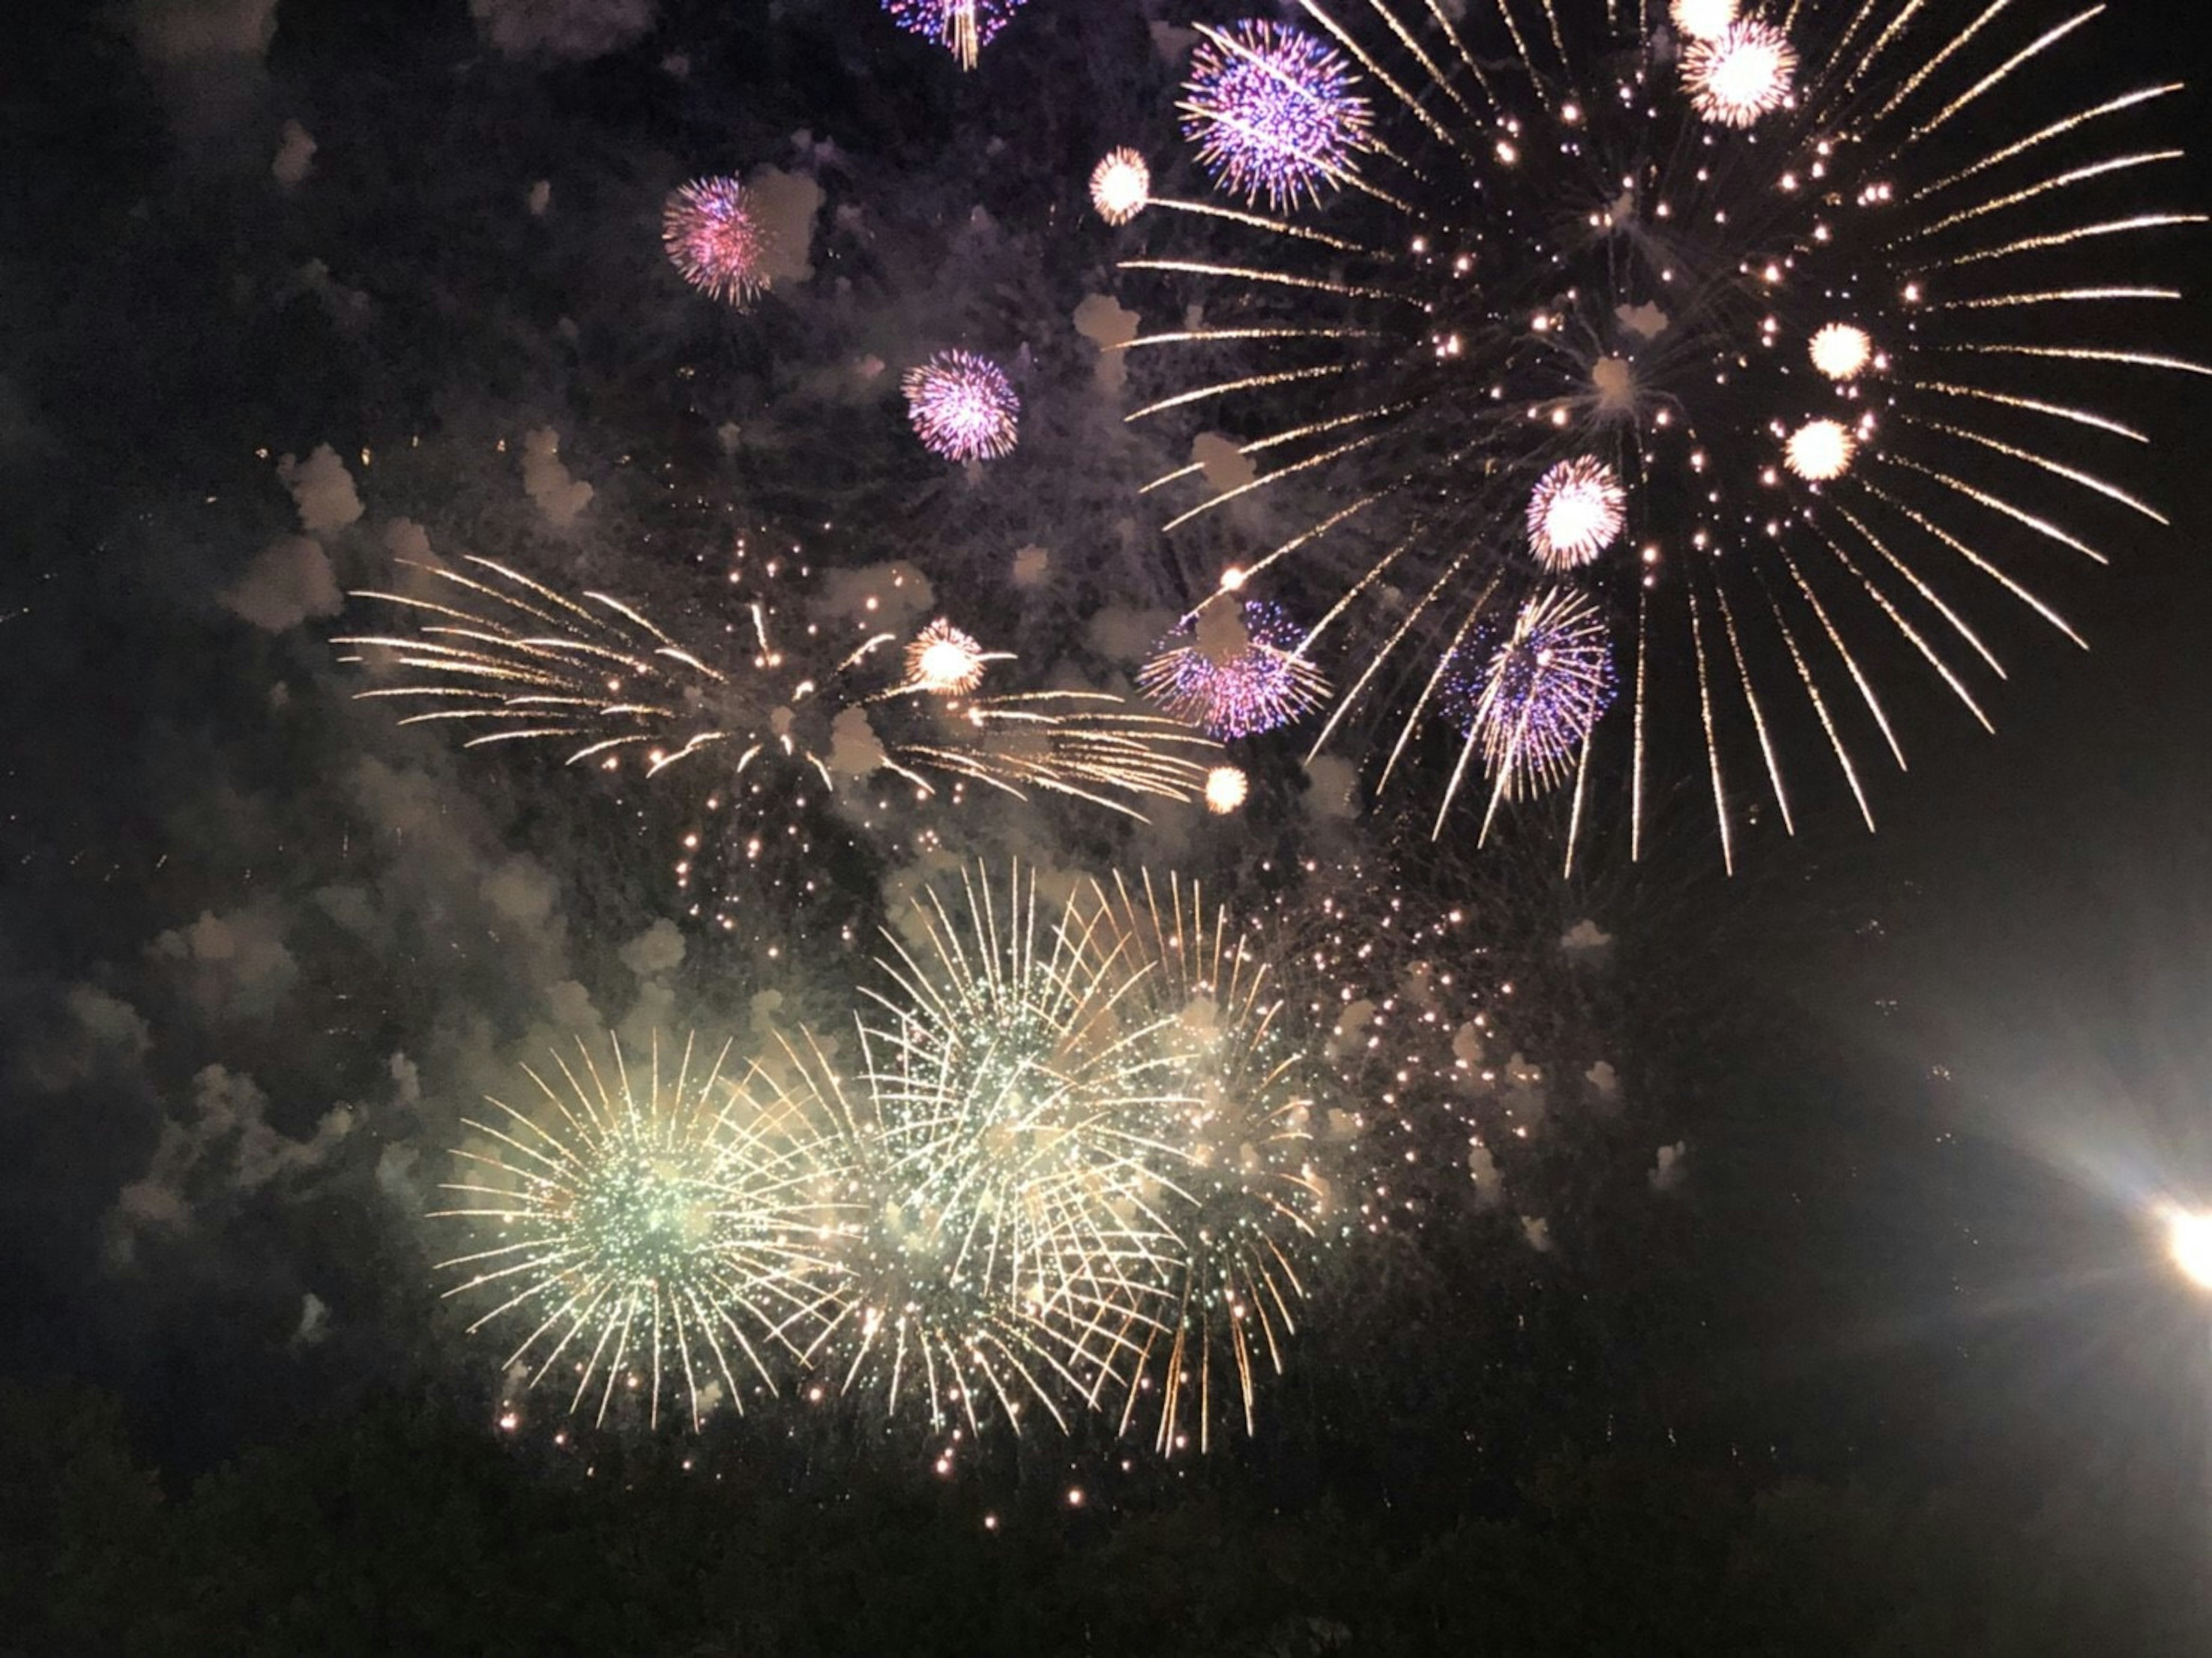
1118,0,2203,870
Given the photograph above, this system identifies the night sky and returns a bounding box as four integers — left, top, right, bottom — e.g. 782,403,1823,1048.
6,0,2212,1650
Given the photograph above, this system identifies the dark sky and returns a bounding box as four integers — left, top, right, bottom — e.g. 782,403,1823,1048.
4,0,2211,1563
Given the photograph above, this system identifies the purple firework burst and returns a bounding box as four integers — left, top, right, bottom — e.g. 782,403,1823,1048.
1179,21,1372,210
903,351,1021,464
1137,600,1331,740
662,177,770,306
1457,590,1616,801
881,0,1027,69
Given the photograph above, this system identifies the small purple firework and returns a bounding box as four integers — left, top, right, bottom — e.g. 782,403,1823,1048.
662,177,770,306
881,0,1027,69
1138,599,1331,740
1179,21,1372,211
1460,590,1615,800
903,350,1021,464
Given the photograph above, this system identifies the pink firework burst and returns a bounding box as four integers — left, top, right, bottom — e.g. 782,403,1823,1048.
881,0,1028,70
903,351,1021,464
662,177,770,306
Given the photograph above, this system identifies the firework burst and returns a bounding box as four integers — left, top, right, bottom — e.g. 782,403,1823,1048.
1122,0,2205,870
431,1033,845,1431
1455,589,1619,829
1683,19,1799,127
1079,872,1335,1455
662,177,771,306
903,350,1021,463
880,0,1027,69
1528,457,1628,572
903,618,1000,696
1137,598,1332,739
336,552,1215,825
815,866,1192,1433
1179,21,1374,211
1090,148,1153,226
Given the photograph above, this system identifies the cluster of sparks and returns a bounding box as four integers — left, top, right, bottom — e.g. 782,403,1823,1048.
903,350,1022,464
433,1033,841,1432
1111,0,2203,871
1137,598,1332,740
661,177,771,306
879,0,1027,69
1179,20,1374,210
1455,590,1619,822
438,868,1358,1450
335,549,1219,934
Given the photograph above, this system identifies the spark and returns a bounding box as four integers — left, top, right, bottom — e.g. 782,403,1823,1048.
1669,0,1740,39
1082,872,1331,1452
1123,0,2197,863
904,619,997,696
1464,589,1616,803
338,555,1217,829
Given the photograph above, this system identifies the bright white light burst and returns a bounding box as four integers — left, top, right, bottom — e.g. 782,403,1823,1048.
1090,148,1152,226
2166,1207,2212,1291
1684,20,1797,127
1669,0,1738,39
1527,457,1626,571
1204,764,1249,814
1785,418,1857,481
1809,323,1874,381
906,618,991,695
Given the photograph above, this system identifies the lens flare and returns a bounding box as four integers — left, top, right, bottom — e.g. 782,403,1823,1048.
903,350,1021,463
